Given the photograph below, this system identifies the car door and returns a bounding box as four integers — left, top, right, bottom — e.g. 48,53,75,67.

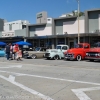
61,46,68,57
39,48,45,58
84,44,90,57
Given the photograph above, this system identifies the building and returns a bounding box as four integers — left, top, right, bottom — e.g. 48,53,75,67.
0,19,5,32
0,9,100,48
36,11,47,24
1,20,30,38
26,9,100,48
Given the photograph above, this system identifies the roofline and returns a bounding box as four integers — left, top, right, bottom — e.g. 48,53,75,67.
85,8,100,12
27,23,46,27
54,16,77,20
25,33,100,39
0,33,99,39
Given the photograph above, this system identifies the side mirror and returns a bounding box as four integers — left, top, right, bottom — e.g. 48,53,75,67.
84,46,89,49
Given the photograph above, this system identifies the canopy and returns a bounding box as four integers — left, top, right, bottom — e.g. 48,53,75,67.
13,41,32,46
0,42,6,46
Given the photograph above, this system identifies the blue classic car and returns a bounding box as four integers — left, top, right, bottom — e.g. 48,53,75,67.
0,49,5,57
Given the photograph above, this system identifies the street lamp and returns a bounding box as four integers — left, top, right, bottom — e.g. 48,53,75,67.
77,0,80,44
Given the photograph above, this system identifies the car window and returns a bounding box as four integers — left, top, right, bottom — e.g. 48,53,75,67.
35,47,40,51
62,46,67,50
40,48,46,51
56,46,61,49
75,44,83,48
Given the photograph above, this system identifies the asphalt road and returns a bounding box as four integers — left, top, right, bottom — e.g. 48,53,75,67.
0,58,100,100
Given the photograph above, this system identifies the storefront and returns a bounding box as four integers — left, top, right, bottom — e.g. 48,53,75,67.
0,36,24,43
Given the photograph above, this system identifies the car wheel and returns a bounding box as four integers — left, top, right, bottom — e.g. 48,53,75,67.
31,54,37,59
24,56,27,59
54,55,59,60
89,59,94,62
47,58,50,60
76,55,82,61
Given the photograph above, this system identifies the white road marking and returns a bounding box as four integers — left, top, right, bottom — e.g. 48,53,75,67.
72,86,100,100
0,70,100,86
0,75,54,100
72,89,92,100
9,75,15,82
0,65,22,68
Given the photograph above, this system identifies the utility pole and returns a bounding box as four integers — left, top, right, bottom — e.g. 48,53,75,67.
77,0,80,44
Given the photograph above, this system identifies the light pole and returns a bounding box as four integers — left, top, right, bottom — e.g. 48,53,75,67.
77,0,80,44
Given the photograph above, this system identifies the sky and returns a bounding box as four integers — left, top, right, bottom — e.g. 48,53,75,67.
0,0,99,24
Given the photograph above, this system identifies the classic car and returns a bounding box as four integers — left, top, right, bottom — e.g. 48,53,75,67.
44,45,69,60
85,42,100,61
64,43,90,61
0,49,5,57
23,47,47,59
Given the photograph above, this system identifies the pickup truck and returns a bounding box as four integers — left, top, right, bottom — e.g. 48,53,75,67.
85,42,100,61
64,43,90,61
44,45,69,60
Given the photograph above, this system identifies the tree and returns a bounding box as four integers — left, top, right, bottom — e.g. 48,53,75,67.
72,11,84,17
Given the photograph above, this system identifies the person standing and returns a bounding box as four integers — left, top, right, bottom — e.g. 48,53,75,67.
9,43,13,60
16,48,22,61
12,44,16,60
5,43,10,60
14,44,19,60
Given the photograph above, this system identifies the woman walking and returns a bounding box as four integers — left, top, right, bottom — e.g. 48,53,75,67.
16,48,22,61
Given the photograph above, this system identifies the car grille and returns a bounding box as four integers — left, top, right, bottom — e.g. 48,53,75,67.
65,54,73,57
45,53,50,57
87,53,96,57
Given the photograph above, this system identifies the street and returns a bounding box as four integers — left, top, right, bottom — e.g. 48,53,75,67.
0,58,100,100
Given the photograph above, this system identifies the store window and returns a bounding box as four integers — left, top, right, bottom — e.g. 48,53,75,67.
9,24,12,30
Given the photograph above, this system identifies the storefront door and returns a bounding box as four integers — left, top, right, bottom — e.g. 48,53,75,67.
69,41,74,49
68,38,75,49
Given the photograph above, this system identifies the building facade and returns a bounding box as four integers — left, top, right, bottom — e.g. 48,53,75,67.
36,11,47,24
0,19,4,32
0,9,100,48
26,9,100,48
1,20,30,37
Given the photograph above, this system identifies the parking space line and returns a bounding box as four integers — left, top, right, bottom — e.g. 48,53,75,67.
72,86,100,100
0,75,54,100
0,65,22,69
0,70,100,86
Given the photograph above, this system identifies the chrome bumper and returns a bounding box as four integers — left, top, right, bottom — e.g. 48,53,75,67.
65,56,74,60
85,57,100,60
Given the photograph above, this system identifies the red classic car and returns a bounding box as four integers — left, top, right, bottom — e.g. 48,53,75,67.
85,42,100,61
64,43,90,61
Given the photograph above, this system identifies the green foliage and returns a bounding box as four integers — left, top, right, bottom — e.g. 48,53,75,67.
72,11,84,17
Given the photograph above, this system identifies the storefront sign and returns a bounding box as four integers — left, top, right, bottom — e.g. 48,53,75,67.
2,31,15,37
37,13,42,18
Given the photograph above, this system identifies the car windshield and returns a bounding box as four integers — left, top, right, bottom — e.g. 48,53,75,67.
75,44,83,48
56,46,61,49
35,47,40,51
93,42,100,47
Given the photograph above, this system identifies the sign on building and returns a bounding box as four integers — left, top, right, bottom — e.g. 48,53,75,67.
2,31,15,37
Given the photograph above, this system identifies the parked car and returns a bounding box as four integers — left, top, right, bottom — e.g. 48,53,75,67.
23,47,47,59
44,45,69,60
64,43,90,61
85,42,100,61
0,49,5,57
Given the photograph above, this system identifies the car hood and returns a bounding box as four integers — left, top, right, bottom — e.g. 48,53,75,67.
88,47,100,52
67,48,83,53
